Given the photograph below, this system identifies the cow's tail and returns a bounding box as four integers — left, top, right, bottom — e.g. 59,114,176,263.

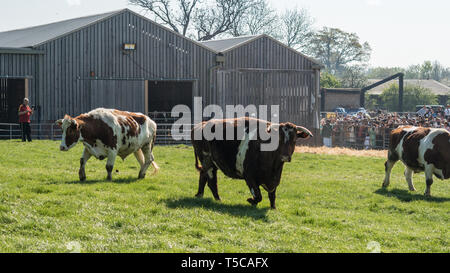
194,150,202,172
150,122,159,175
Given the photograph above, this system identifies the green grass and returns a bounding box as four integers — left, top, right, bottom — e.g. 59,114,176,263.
0,140,448,253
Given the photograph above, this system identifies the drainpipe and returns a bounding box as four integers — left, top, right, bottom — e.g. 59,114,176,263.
207,53,225,117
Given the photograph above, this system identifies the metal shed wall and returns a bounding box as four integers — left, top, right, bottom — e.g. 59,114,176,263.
0,53,38,101
216,36,320,128
34,10,216,121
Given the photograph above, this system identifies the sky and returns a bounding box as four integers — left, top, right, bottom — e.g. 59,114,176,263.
0,0,448,68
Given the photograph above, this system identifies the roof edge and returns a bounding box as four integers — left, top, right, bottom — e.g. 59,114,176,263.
124,9,218,54
0,47,44,55
32,9,127,47
217,34,323,67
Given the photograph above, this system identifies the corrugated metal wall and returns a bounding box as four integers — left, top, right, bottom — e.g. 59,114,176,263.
0,11,319,128
217,36,318,127
34,10,216,121
0,53,38,102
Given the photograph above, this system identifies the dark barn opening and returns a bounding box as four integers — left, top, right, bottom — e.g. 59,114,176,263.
148,81,193,113
0,79,26,123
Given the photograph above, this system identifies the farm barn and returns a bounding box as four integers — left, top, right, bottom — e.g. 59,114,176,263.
0,9,321,141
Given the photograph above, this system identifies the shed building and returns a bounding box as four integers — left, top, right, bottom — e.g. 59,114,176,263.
0,9,321,133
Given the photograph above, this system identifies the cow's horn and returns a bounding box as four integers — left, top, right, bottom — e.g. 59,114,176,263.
296,126,313,138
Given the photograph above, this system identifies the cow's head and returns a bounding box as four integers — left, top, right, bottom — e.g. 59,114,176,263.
270,122,313,162
56,115,80,151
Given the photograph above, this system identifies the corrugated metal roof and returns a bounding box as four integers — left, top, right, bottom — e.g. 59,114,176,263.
0,9,124,48
199,35,260,52
366,79,450,96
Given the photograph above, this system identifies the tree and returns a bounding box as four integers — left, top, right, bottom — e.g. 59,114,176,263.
230,0,278,37
421,61,433,80
366,67,405,79
404,64,421,79
338,65,368,88
129,0,255,41
379,83,437,112
277,7,314,51
320,71,341,88
129,0,200,36
193,0,254,41
307,27,371,74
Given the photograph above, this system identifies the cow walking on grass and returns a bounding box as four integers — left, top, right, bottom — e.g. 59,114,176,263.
383,126,450,196
56,108,159,181
191,117,313,209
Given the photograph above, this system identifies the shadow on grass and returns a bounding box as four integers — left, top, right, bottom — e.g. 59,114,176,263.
164,197,270,220
66,176,141,185
374,188,450,203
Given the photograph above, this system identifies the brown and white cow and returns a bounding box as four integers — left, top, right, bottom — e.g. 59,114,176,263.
383,126,450,196
56,108,159,181
191,117,313,209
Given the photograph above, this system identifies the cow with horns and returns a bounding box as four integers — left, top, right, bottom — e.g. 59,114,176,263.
191,117,313,209
56,108,159,181
383,126,450,196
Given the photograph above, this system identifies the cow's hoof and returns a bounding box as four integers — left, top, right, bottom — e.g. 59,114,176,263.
247,198,258,206
195,193,203,198
409,188,416,192
106,177,112,181
79,177,86,182
424,192,431,197
214,197,221,202
270,206,276,210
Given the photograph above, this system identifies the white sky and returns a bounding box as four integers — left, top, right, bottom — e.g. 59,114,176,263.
0,0,448,68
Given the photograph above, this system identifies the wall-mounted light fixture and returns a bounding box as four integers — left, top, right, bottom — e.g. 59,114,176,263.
123,43,137,51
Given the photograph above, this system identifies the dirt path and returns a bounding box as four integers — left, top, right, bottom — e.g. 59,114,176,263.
296,146,387,158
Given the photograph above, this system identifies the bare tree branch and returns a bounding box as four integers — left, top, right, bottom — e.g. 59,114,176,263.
129,0,199,36
230,0,278,37
194,0,254,41
278,7,314,51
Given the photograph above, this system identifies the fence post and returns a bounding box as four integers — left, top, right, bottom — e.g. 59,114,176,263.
51,124,54,140
10,124,12,140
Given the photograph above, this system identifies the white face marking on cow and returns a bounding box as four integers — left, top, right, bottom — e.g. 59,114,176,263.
59,118,79,151
235,128,257,177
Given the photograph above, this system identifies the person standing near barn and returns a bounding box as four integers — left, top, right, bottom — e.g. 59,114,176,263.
18,98,33,142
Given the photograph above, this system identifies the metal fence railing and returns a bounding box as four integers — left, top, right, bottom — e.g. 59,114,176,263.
322,125,393,150
0,122,192,145
0,123,63,140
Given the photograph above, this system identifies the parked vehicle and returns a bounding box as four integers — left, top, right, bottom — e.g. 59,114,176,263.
333,107,347,116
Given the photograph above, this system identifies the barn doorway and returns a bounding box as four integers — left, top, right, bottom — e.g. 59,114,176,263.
147,81,193,113
0,78,27,123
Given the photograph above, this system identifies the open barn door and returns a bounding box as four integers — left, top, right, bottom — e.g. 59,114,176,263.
147,81,193,113
0,78,27,123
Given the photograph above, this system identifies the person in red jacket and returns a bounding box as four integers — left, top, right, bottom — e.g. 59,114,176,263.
18,98,33,142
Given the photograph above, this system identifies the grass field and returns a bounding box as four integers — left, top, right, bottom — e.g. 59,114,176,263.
0,140,448,253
